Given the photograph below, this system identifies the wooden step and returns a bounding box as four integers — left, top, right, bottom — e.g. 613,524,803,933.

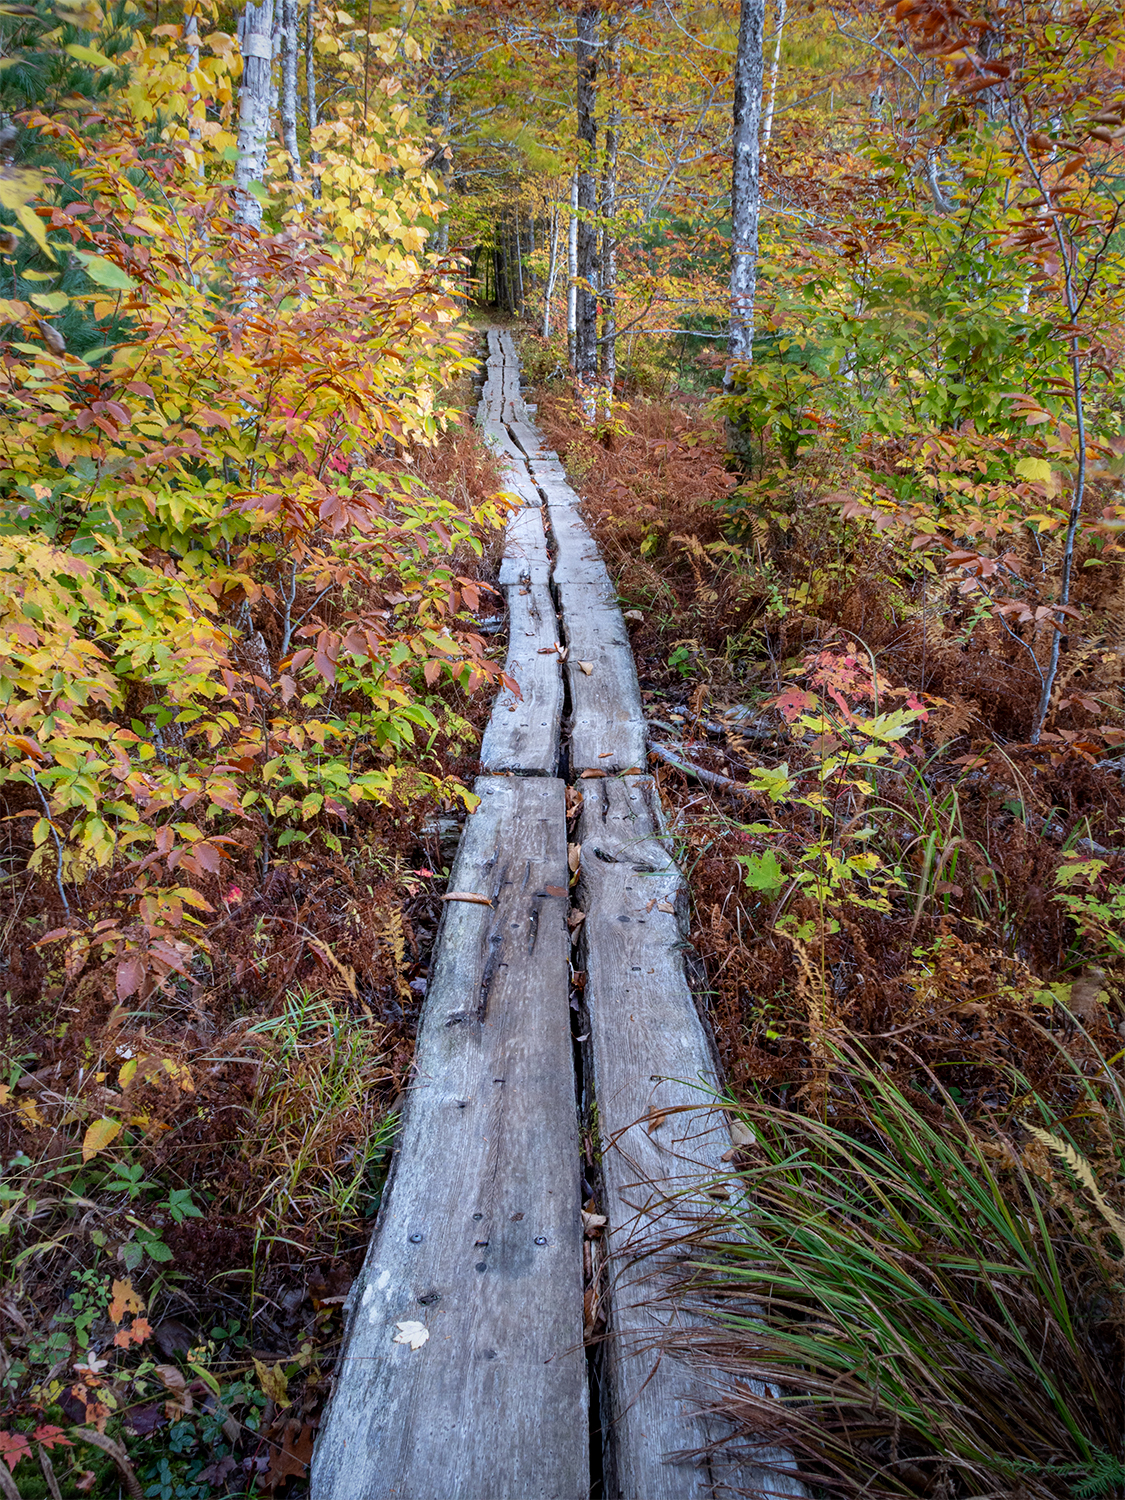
311,777,587,1500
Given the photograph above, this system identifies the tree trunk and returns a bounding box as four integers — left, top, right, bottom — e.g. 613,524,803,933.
566,168,578,366
760,0,785,163
599,33,619,393
184,6,201,150
280,0,301,180
726,0,765,374
436,85,452,255
514,202,525,314
543,187,563,339
574,4,599,384
305,0,320,198
235,0,275,229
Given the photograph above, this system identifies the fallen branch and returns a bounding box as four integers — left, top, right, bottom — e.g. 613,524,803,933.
648,740,757,800
70,1429,143,1500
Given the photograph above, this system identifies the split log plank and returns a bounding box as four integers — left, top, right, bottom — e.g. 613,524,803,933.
578,776,805,1500
312,777,586,1500
498,504,551,586
480,584,562,775
549,504,610,587
557,578,646,772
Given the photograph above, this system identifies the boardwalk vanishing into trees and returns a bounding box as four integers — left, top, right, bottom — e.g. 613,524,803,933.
312,332,803,1500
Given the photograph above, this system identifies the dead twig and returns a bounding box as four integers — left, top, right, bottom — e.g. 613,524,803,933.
69,1428,144,1500
648,740,757,800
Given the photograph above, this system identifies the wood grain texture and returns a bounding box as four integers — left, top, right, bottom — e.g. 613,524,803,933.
557,578,647,772
479,420,527,464
312,777,587,1500
480,583,562,774
498,504,551,586
578,776,804,1500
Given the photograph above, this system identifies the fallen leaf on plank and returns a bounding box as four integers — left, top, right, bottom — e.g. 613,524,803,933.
579,769,606,779
582,1211,607,1237
646,1104,667,1134
441,892,493,907
568,843,581,872
543,885,568,897
567,909,586,931
656,899,675,913
392,1321,429,1351
730,1120,756,1147
578,661,594,675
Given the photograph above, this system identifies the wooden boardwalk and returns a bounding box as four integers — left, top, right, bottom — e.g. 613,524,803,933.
312,330,802,1500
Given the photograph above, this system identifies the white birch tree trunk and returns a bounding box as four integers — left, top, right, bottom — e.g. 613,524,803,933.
305,0,320,199
760,0,785,163
280,0,301,181
235,0,275,230
566,168,578,368
543,188,562,339
727,0,765,373
184,7,201,150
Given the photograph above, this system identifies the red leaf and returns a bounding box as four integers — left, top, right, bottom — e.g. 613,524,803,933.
0,1432,31,1473
116,952,147,1001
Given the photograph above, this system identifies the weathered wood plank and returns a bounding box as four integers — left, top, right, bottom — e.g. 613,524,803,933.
498,503,551,586
508,418,551,460
497,463,544,509
480,583,562,774
312,777,587,1500
479,420,527,465
557,578,646,772
548,503,609,587
578,776,804,1500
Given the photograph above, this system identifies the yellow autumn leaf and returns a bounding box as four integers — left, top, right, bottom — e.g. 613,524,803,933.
18,1098,46,1128
82,1116,122,1161
119,1057,138,1088
253,1358,292,1409
162,1059,195,1092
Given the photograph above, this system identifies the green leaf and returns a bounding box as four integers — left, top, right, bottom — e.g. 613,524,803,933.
737,850,787,893
74,251,135,290
30,291,68,313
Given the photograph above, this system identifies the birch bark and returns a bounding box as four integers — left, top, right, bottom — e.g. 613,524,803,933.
280,0,301,180
543,191,561,337
566,168,578,367
574,3,599,385
235,0,275,229
727,0,765,374
760,0,785,163
305,0,320,198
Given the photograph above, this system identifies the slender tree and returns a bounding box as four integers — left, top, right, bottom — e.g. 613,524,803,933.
599,28,619,393
574,3,599,384
566,167,578,365
280,0,301,180
760,0,785,163
305,0,320,197
726,0,765,375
